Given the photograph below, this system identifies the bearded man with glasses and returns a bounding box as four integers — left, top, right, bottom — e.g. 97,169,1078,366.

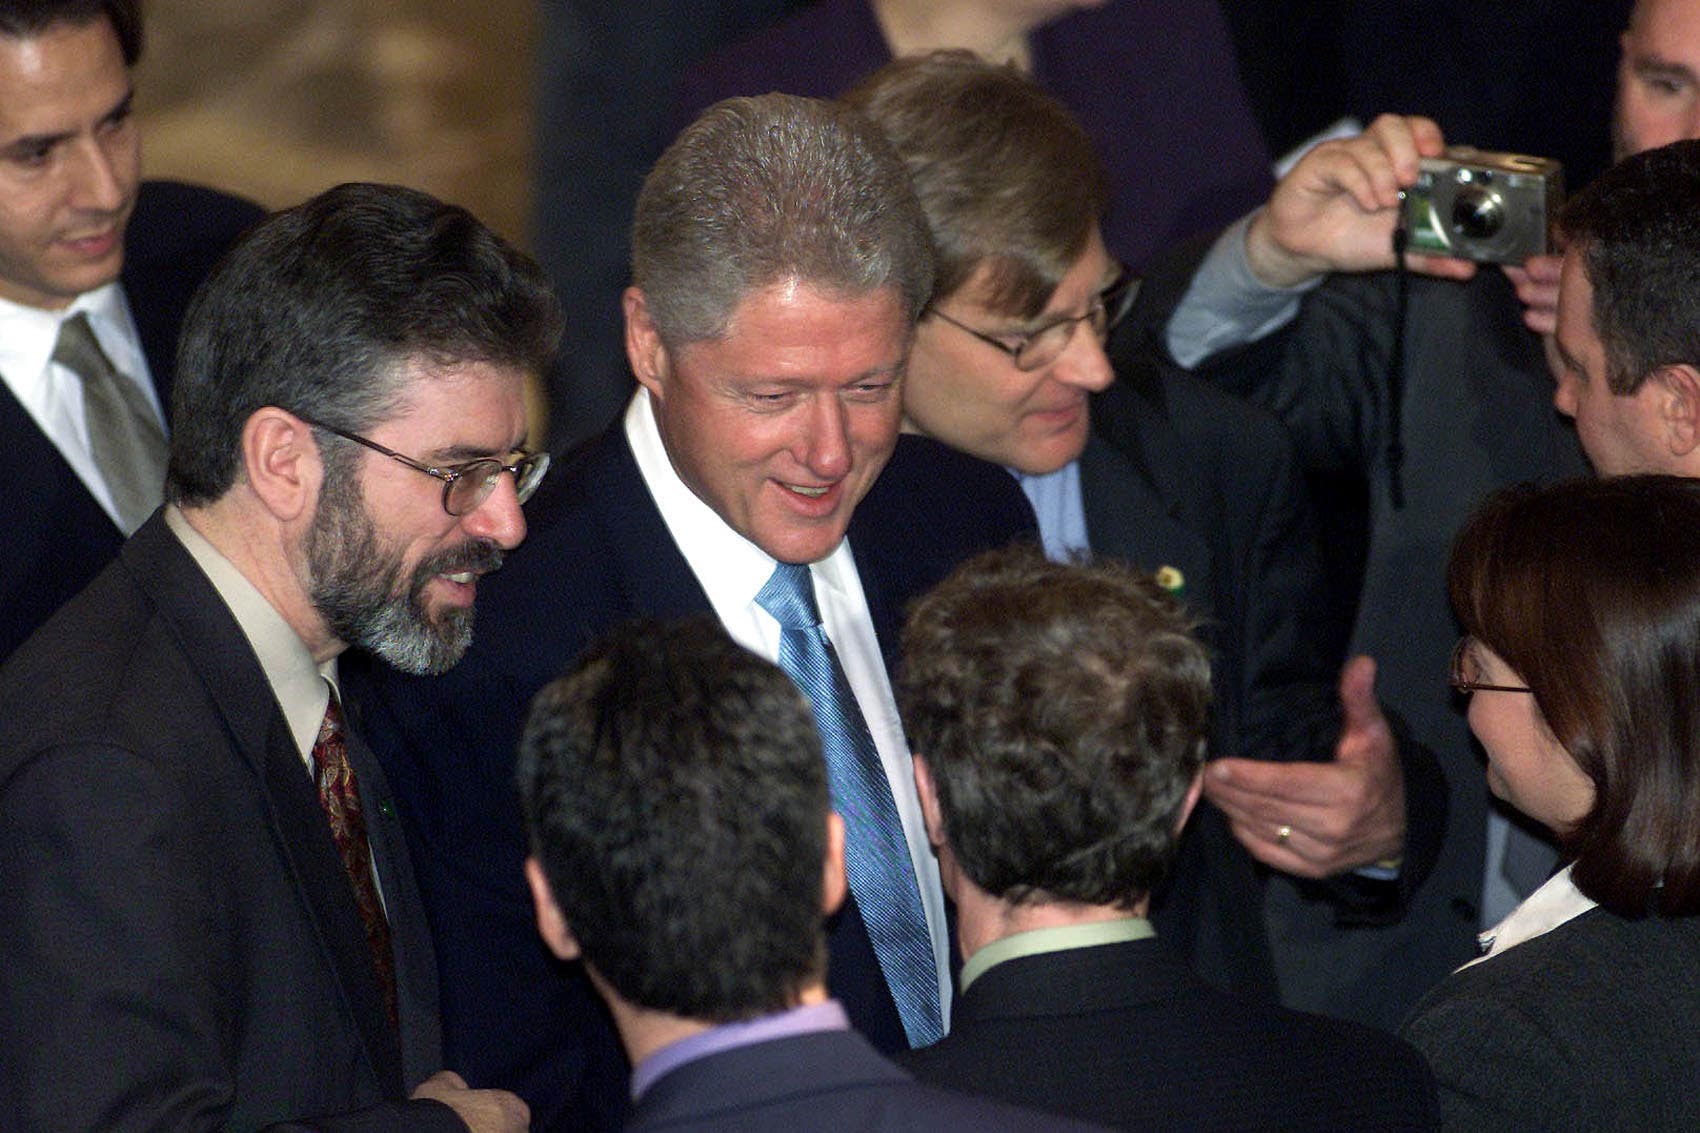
0,182,561,1133
846,52,1448,1006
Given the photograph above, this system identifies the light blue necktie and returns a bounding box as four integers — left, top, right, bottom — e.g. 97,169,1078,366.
756,562,943,1047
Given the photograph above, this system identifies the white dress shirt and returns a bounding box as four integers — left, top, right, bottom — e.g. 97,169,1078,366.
624,390,951,1016
0,283,161,530
1466,863,1597,969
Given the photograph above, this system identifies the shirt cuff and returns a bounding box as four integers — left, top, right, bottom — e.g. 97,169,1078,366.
1165,209,1321,368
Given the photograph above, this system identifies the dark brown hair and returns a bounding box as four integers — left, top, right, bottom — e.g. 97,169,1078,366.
898,545,1210,907
1448,475,1700,916
843,50,1108,319
0,0,142,65
1557,139,1700,395
516,616,830,1020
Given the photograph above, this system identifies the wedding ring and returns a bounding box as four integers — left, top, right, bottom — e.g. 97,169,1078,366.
1276,824,1293,845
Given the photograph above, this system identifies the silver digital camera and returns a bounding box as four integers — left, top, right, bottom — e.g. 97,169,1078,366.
1399,146,1564,264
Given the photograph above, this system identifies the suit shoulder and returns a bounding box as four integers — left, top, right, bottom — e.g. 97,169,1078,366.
894,1080,1106,1131
861,434,1036,536
1153,369,1299,459
128,180,266,260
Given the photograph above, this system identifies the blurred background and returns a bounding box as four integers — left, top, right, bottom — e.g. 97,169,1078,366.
128,0,1631,452
134,0,534,247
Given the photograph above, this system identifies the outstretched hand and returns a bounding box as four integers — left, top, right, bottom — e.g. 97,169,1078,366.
1201,655,1406,880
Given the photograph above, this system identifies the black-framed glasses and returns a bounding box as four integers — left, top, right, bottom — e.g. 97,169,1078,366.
1449,637,1532,696
925,269,1141,372
295,413,550,517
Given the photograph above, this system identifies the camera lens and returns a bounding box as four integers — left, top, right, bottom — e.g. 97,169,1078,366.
1451,188,1504,240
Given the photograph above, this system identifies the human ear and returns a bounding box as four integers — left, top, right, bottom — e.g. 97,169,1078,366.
623,287,671,399
1654,364,1700,458
524,857,582,961
241,407,319,523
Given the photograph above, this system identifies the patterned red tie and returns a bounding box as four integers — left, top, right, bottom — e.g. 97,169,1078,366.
312,688,399,1031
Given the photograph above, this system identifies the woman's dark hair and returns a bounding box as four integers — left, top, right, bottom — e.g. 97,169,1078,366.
1448,475,1700,916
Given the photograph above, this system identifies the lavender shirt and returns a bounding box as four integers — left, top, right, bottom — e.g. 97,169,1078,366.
631,1001,853,1100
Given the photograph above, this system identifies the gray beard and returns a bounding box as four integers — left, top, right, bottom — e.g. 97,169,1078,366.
305,473,501,675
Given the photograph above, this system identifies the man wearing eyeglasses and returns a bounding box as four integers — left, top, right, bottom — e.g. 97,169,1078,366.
844,52,1447,1003
0,183,561,1132
0,0,264,664
347,94,1038,1133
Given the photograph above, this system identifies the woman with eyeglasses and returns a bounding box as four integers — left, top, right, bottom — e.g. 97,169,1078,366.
1401,474,1700,1130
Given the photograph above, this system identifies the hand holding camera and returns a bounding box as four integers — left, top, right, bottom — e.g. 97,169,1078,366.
1244,114,1561,301
1243,115,1469,287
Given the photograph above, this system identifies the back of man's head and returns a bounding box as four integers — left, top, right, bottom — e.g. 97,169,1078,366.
516,616,832,1022
0,0,140,62
1558,138,1700,396
843,50,1107,319
630,92,933,348
166,181,562,507
899,546,1211,908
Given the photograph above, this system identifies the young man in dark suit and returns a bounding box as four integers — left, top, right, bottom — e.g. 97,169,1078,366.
516,615,1097,1133
0,0,263,662
0,182,561,1132
347,92,1036,1131
844,51,1447,1002
896,547,1440,1131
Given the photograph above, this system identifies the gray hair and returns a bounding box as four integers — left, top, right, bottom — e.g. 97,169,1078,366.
632,94,935,347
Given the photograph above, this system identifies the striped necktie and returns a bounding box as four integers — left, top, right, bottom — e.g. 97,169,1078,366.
756,562,943,1046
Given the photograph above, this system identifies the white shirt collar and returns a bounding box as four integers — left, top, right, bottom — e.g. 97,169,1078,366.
622,387,859,613
1467,863,1597,968
0,282,150,410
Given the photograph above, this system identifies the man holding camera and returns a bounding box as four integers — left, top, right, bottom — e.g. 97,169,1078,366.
1139,0,1700,1031
1133,83,1613,1033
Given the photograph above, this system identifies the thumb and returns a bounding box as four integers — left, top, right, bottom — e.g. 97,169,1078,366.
1336,654,1384,762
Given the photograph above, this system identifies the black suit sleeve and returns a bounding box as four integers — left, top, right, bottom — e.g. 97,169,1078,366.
0,743,463,1133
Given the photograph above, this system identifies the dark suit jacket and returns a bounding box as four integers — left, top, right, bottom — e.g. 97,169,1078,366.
1402,906,1700,1131
901,938,1439,1131
1,179,263,664
0,514,459,1133
344,426,1039,1132
1083,358,1450,1000
629,1027,1101,1133
1160,257,1589,1027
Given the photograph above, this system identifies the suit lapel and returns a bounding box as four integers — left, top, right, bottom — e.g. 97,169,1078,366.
598,432,715,616
342,724,440,1085
1078,424,1213,623
119,517,406,1094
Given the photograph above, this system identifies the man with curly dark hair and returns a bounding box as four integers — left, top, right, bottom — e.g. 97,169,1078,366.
896,546,1440,1131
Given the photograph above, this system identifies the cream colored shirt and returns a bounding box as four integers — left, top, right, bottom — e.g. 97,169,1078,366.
164,506,336,767
960,917,1156,993
165,507,387,907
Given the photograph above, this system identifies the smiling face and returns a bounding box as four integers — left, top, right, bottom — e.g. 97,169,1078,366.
307,359,531,673
627,279,908,565
1461,640,1596,834
0,17,140,310
904,228,1116,475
